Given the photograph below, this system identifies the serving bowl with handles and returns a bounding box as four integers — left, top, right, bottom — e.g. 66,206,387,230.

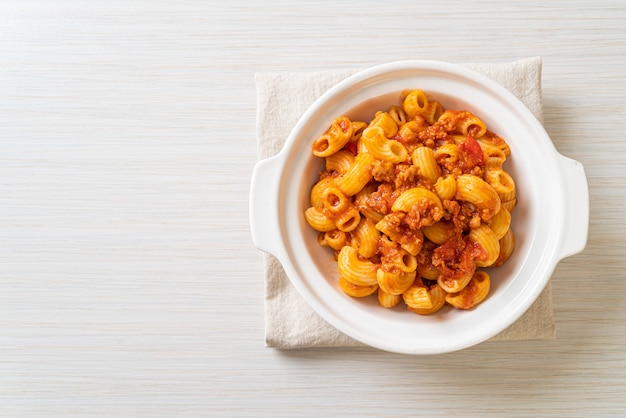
250,60,588,354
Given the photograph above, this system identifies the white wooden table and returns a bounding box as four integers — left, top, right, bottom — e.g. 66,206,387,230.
1,1,624,416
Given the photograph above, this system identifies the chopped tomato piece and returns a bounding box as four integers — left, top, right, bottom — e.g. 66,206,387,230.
460,135,484,166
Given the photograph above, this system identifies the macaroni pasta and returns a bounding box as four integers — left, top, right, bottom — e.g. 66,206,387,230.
304,89,517,314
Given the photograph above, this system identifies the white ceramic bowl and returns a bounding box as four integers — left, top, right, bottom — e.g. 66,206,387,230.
250,60,588,355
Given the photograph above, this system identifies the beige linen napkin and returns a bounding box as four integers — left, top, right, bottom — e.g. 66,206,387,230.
256,57,555,349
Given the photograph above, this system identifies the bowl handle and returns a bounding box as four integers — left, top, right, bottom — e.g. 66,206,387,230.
249,155,283,257
556,154,589,260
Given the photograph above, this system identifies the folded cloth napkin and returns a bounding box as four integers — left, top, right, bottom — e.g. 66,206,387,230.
255,57,555,349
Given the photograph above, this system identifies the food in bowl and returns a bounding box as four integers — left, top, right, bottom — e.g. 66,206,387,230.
304,89,517,315
250,60,588,354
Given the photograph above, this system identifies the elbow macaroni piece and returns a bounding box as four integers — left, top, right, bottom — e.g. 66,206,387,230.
403,89,429,119
417,260,440,281
423,221,454,245
389,249,418,273
338,246,378,287
435,143,461,164
402,281,433,311
305,90,518,315
304,207,336,232
322,230,349,251
375,214,424,256
321,186,361,232
377,269,416,295
338,276,378,298
325,150,355,174
438,110,487,138
310,177,335,208
336,152,375,196
468,224,501,267
434,174,457,200
406,283,446,315
456,174,501,220
370,111,399,137
486,168,516,202
422,101,444,125
445,271,491,310
437,267,474,294
489,207,512,240
388,105,408,126
397,120,423,143
496,227,515,267
391,187,443,214
353,217,380,258
311,116,354,157
412,146,441,184
362,126,408,163
378,288,402,308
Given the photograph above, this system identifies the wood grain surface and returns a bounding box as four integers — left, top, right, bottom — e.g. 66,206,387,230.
1,1,625,416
